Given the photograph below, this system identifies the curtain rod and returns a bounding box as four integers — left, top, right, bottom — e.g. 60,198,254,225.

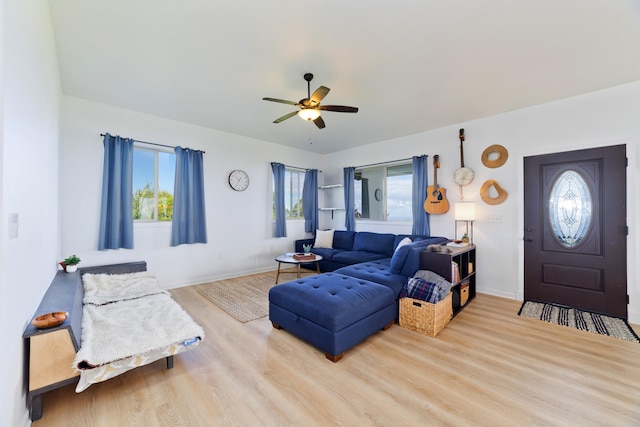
99,133,205,153
282,163,323,173
353,156,419,169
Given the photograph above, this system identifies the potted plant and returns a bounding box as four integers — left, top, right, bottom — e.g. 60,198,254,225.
302,244,313,255
60,255,81,273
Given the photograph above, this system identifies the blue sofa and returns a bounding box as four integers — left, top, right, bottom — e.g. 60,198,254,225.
270,231,449,361
295,230,447,273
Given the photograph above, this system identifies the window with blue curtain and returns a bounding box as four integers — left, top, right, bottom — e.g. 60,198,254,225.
344,167,355,231
302,169,318,232
98,133,134,250
412,155,430,235
170,147,207,246
271,162,286,237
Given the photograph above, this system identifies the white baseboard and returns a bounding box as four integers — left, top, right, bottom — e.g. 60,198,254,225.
477,287,520,301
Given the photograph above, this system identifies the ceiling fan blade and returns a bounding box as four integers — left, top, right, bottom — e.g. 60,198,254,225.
263,97,301,106
310,86,330,106
313,116,326,129
273,111,299,123
318,105,359,113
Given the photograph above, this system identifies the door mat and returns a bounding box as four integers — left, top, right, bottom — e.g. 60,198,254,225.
518,300,640,343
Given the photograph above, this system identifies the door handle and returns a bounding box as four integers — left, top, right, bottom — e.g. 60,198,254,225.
524,237,533,242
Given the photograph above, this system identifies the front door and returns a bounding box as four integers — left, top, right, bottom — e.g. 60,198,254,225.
523,145,627,318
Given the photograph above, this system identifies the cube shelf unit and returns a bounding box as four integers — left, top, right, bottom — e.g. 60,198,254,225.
420,245,476,317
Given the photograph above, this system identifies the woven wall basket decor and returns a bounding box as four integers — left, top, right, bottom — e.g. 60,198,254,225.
481,144,509,168
480,179,508,205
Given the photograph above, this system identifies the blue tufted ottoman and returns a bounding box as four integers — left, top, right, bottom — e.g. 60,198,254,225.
269,272,396,362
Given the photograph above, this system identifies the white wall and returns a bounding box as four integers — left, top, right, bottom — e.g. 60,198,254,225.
322,81,640,324
60,96,322,289
0,1,61,426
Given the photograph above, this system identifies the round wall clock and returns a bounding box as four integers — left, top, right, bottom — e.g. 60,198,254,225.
228,169,249,191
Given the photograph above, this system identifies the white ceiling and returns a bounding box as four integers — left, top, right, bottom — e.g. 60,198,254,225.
48,1,640,154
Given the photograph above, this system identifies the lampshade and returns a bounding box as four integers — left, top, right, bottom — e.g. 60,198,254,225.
455,202,476,221
298,109,321,121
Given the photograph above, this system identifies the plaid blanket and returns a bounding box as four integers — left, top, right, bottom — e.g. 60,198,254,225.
399,270,452,303
400,277,439,303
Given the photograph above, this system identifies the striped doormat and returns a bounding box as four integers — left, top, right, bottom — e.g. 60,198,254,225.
518,301,640,343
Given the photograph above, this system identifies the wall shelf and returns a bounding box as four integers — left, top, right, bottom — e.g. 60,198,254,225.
319,184,344,219
319,207,344,219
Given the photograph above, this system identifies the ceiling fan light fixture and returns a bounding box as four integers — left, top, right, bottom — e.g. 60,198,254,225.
297,109,321,121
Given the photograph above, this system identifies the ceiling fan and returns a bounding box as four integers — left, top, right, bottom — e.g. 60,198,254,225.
262,73,358,129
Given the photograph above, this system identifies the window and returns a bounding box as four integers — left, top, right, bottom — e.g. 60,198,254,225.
273,167,305,219
354,162,412,221
549,169,593,247
132,146,176,221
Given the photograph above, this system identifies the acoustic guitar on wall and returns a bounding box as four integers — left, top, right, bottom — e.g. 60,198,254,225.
424,154,450,214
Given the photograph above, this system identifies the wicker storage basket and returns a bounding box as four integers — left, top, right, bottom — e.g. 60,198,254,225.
460,282,469,306
399,292,453,337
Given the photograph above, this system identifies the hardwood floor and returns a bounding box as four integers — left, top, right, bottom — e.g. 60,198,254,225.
33,270,640,426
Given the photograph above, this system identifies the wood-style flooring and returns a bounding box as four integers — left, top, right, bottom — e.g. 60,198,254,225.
32,270,640,426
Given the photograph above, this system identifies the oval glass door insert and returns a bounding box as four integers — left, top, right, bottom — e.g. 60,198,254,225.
548,170,593,248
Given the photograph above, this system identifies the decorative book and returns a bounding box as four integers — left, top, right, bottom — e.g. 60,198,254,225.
451,261,461,284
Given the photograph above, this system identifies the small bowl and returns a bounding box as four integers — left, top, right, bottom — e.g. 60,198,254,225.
32,311,69,329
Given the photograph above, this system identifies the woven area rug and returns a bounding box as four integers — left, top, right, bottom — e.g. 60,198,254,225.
518,300,640,343
197,272,284,323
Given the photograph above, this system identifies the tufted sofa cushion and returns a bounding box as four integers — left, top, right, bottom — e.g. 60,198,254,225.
268,273,394,331
332,250,389,265
309,247,345,262
335,260,407,297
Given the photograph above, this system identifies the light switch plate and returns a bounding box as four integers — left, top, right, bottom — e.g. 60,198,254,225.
8,213,19,239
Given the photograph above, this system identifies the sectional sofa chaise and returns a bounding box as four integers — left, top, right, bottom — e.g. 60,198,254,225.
269,230,449,361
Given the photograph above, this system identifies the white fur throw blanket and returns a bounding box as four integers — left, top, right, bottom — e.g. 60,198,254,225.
74,272,204,383
82,271,167,305
75,293,204,369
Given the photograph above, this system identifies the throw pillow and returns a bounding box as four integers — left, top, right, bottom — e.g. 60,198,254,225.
394,237,412,253
390,240,415,274
314,229,334,249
